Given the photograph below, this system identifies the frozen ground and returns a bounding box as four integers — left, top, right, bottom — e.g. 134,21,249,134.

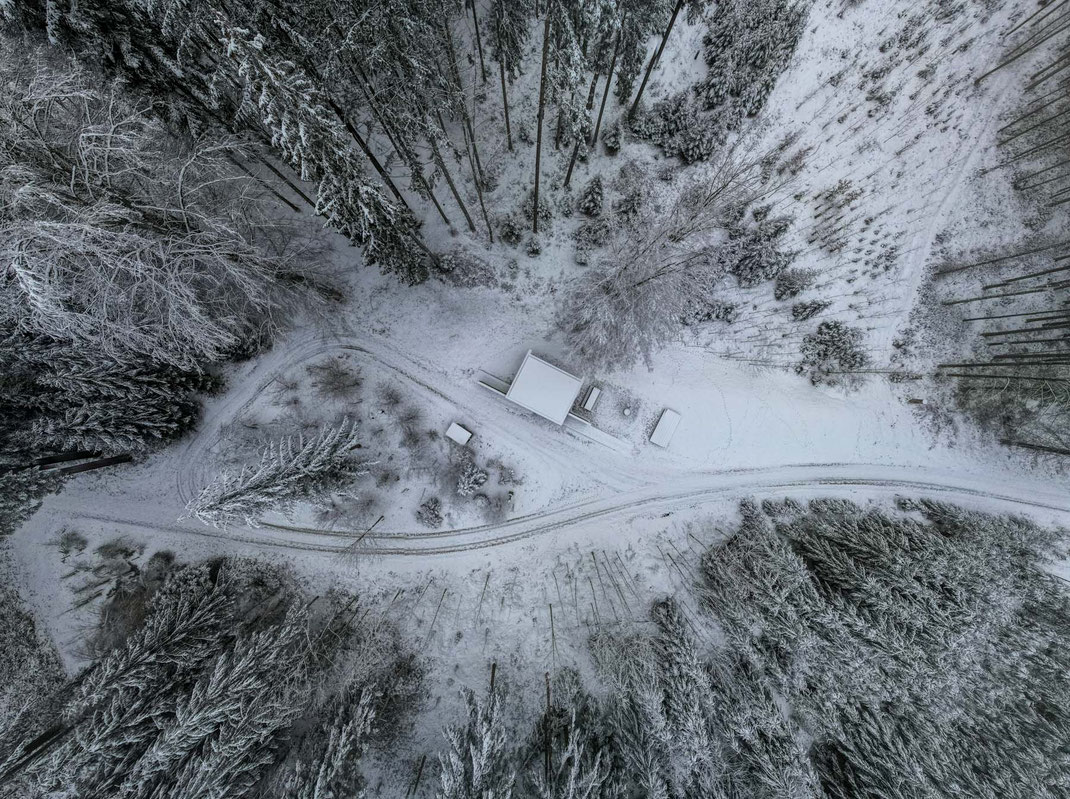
8,0,1070,786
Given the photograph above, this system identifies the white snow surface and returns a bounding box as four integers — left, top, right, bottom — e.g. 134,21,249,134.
7,0,1070,786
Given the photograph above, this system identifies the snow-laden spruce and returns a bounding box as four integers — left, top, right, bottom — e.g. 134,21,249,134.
186,419,368,528
436,687,516,799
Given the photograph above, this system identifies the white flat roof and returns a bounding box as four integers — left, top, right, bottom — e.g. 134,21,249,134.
505,351,584,425
650,409,681,448
445,422,472,445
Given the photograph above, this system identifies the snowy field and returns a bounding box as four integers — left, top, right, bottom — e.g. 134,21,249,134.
4,0,1070,795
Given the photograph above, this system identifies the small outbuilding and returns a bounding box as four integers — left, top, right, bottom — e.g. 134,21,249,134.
445,422,473,445
650,409,681,448
503,350,584,426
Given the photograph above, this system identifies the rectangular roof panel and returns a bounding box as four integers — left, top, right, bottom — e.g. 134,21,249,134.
650,409,681,448
505,351,584,425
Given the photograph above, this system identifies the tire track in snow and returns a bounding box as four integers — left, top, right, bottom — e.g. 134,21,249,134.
70,463,1070,557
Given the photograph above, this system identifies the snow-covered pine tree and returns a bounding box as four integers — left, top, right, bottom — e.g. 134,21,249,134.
220,19,428,283
489,0,533,150
612,0,673,106
696,0,810,130
529,710,607,799
2,331,212,455
797,321,869,386
29,398,200,455
436,687,516,799
578,175,605,216
648,599,720,796
109,607,311,799
288,690,376,799
186,419,368,528
7,564,234,789
0,467,64,538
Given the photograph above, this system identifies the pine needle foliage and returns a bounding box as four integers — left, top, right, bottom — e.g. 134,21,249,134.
187,419,367,528
700,498,1070,799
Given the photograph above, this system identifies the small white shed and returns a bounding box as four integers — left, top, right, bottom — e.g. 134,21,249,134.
650,409,681,448
445,422,473,445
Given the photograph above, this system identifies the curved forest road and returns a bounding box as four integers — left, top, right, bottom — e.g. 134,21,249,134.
66,462,1070,557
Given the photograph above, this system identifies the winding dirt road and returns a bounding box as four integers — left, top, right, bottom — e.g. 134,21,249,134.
60,461,1070,557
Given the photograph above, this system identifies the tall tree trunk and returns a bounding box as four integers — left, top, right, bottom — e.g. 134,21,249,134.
591,20,624,146
564,72,600,187
470,0,488,84
227,154,301,212
429,131,477,232
1001,439,1070,457
352,63,452,227
533,9,552,234
442,17,485,185
456,110,495,241
322,94,412,210
499,57,514,150
629,0,683,119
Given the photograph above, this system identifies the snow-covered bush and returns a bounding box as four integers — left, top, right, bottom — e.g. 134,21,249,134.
797,321,869,386
416,496,443,528
682,298,739,326
578,176,605,217
497,215,525,246
186,419,367,528
456,461,489,498
434,248,497,288
574,217,613,251
774,268,816,300
791,299,830,321
521,189,554,232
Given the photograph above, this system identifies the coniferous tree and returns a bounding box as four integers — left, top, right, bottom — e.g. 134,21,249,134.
489,0,533,151
436,687,516,799
578,175,605,216
221,19,429,283
186,419,368,528
0,467,64,538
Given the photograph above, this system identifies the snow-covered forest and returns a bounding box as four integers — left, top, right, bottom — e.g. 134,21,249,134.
2,0,1070,795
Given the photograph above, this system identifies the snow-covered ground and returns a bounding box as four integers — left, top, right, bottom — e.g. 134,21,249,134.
8,0,1070,780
